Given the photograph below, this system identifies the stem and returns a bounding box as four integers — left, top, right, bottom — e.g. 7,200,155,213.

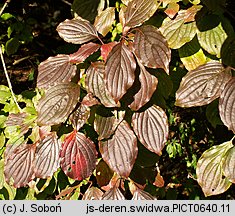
0,46,22,112
0,0,11,17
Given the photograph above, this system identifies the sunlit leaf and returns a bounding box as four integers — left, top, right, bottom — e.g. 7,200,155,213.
57,17,98,44
60,130,97,180
133,25,171,73
132,188,156,200
94,7,115,37
85,62,119,107
219,77,235,133
37,55,77,89
175,62,232,107
160,9,199,49
222,145,235,183
82,187,104,200
197,15,228,58
34,132,61,179
129,60,158,111
196,140,233,196
0,85,11,104
4,142,36,188
69,42,100,64
179,36,207,71
102,186,125,200
96,160,114,187
69,104,90,131
101,42,118,62
37,83,80,126
81,93,100,107
123,0,160,30
105,42,136,102
132,105,169,156
94,115,118,140
99,121,138,177
164,2,179,19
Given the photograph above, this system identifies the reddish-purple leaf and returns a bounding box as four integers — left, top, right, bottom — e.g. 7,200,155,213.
123,0,160,30
82,187,104,200
132,188,156,200
86,62,119,107
94,7,115,37
94,115,118,140
175,62,232,108
57,17,98,44
132,105,169,156
37,55,77,89
99,120,138,177
81,93,100,107
129,60,158,111
37,83,80,126
60,130,97,181
101,42,118,62
69,104,90,131
133,25,171,73
34,132,61,179
4,142,36,188
102,186,125,200
105,42,136,102
219,77,235,133
69,42,100,64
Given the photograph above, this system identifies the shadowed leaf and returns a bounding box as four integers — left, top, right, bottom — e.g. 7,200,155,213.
133,25,171,73
99,121,138,177
34,132,61,179
105,42,136,102
82,187,104,200
132,105,169,156
37,83,80,126
196,140,233,196
222,145,235,183
96,160,114,187
94,7,115,37
69,42,100,64
37,55,77,89
85,62,119,107
4,142,36,188
60,130,97,181
57,17,98,44
129,60,158,111
219,77,235,133
175,62,232,107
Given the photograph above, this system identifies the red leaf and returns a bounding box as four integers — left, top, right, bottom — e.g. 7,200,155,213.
4,142,36,188
69,42,100,64
101,42,118,62
99,120,138,177
60,130,97,180
37,55,77,89
129,60,158,111
105,42,136,102
34,132,61,179
132,105,169,156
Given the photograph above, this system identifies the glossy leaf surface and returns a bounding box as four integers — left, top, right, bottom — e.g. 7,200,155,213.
37,83,80,126
175,62,232,107
85,62,119,107
60,130,97,181
132,105,169,156
133,25,171,73
99,121,138,177
37,55,77,89
219,77,235,133
105,42,136,102
196,141,233,196
57,18,98,44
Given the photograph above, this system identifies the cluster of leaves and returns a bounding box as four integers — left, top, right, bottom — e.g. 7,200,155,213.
0,0,234,199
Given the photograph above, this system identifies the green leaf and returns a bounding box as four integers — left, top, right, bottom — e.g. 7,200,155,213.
196,140,233,196
0,85,11,104
0,115,7,128
0,159,5,189
0,132,5,149
37,83,80,126
5,37,20,56
1,13,15,20
179,36,207,71
197,15,228,58
222,144,235,183
206,99,223,128
221,36,235,68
